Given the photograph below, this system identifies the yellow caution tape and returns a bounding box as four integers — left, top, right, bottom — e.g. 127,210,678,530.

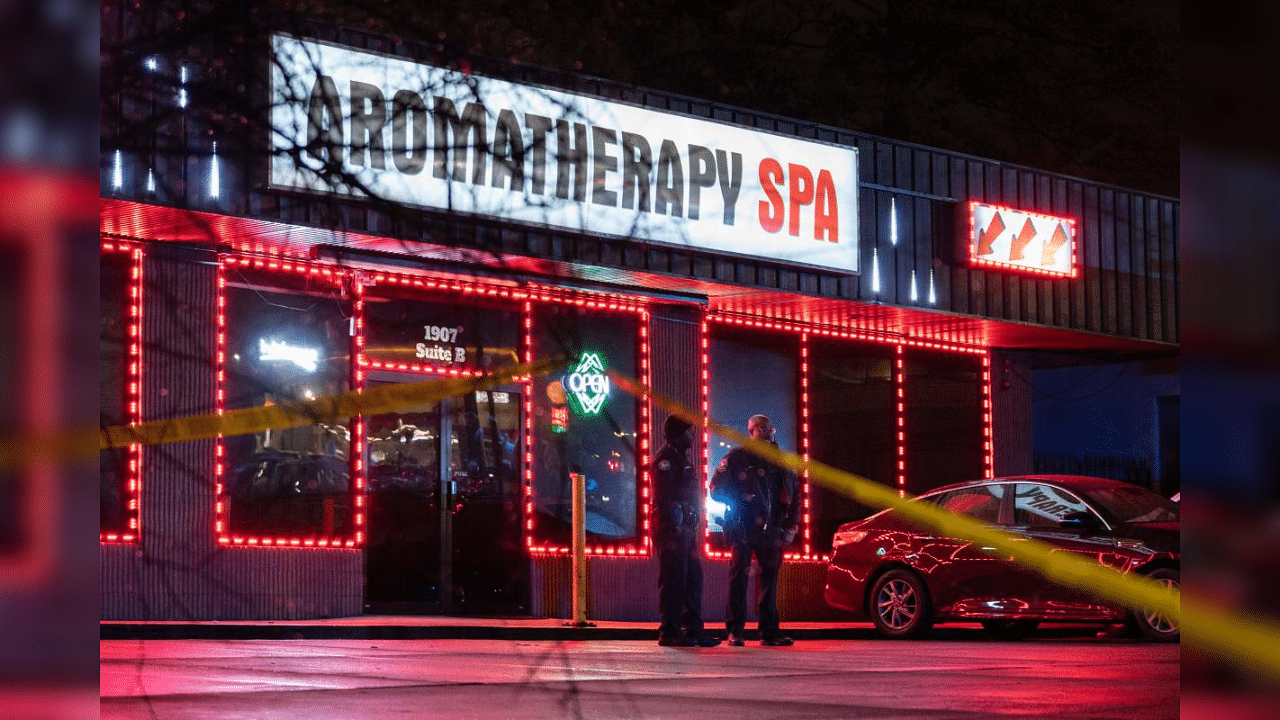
610,369,1280,679
99,355,565,450
0,428,98,467
73,357,1280,676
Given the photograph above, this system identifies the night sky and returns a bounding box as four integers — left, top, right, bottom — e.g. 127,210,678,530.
280,0,1178,196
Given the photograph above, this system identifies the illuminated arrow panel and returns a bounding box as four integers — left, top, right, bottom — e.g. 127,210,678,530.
968,201,1078,278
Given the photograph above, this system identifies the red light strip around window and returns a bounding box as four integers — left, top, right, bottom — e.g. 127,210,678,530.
700,317,714,560
358,269,528,378
525,292,651,557
101,240,143,544
702,315,826,562
967,200,1079,279
800,332,812,557
708,313,986,355
896,346,906,498
982,354,994,478
523,300,536,551
352,278,367,545
214,255,359,549
703,312,988,562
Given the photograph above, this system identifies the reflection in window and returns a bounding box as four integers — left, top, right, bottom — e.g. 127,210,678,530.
367,402,440,498
933,484,1005,525
450,391,522,499
706,326,797,551
222,269,353,539
531,304,638,547
1013,483,1088,527
808,340,897,552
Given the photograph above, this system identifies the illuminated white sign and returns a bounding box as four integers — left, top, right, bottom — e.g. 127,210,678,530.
258,338,319,372
415,324,465,363
271,35,859,273
968,201,1077,278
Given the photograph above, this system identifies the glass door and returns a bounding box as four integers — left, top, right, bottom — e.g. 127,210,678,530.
364,375,527,614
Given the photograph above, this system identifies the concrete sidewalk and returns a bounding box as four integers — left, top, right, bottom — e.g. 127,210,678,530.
101,615,880,641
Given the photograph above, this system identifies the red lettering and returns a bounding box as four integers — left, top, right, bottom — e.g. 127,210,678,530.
787,163,813,237
758,158,785,233
814,169,838,242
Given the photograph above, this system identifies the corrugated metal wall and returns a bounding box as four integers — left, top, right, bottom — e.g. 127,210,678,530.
100,244,362,620
531,556,833,625
991,350,1034,477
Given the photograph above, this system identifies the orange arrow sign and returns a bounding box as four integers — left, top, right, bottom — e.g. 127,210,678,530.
1009,218,1036,261
977,212,1004,255
1041,222,1069,266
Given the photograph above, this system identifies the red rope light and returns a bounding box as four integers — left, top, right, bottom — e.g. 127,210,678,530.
214,255,359,549
982,354,995,478
101,240,143,544
896,346,906,497
525,291,651,558
800,332,812,557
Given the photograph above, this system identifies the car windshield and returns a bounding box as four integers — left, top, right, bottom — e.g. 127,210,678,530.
1081,485,1179,524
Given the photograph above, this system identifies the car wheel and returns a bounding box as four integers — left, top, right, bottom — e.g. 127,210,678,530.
981,619,1039,640
870,569,932,639
1132,568,1179,642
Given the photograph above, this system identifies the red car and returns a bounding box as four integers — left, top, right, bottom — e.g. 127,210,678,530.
824,475,1179,641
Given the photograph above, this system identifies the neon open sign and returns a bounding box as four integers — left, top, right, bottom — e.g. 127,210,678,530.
564,352,610,416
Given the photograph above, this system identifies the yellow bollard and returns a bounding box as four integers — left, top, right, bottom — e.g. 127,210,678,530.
568,470,593,627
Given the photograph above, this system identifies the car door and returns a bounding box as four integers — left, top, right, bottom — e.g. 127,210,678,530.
1004,482,1123,619
913,483,1020,616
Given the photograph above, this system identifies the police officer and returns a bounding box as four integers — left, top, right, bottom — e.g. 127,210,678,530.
711,414,799,646
653,413,720,647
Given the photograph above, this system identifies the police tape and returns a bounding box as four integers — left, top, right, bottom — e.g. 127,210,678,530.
609,370,1280,679
80,357,1280,675
99,356,566,450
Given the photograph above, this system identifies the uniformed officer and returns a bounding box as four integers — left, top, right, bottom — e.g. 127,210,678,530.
710,414,799,646
653,413,720,647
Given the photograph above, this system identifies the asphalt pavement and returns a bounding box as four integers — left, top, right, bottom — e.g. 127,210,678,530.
100,622,1179,719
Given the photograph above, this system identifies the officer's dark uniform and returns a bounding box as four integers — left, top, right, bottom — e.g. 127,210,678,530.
652,415,718,647
711,441,800,642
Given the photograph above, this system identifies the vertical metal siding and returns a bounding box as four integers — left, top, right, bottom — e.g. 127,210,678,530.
991,351,1034,477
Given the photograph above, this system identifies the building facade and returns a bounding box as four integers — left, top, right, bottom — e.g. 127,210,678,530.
101,18,1178,621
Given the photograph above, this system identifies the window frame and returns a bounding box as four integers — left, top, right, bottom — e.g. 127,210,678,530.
525,290,651,557
214,255,360,549
100,240,143,544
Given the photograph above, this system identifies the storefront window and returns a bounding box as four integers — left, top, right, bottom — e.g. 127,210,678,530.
100,249,132,538
362,291,521,374
530,303,639,548
807,339,897,553
903,350,986,495
221,267,354,539
706,325,798,551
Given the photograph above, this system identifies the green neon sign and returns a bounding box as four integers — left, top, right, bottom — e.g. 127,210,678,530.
564,352,610,416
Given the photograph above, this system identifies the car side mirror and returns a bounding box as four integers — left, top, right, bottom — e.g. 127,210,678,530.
1058,510,1101,532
